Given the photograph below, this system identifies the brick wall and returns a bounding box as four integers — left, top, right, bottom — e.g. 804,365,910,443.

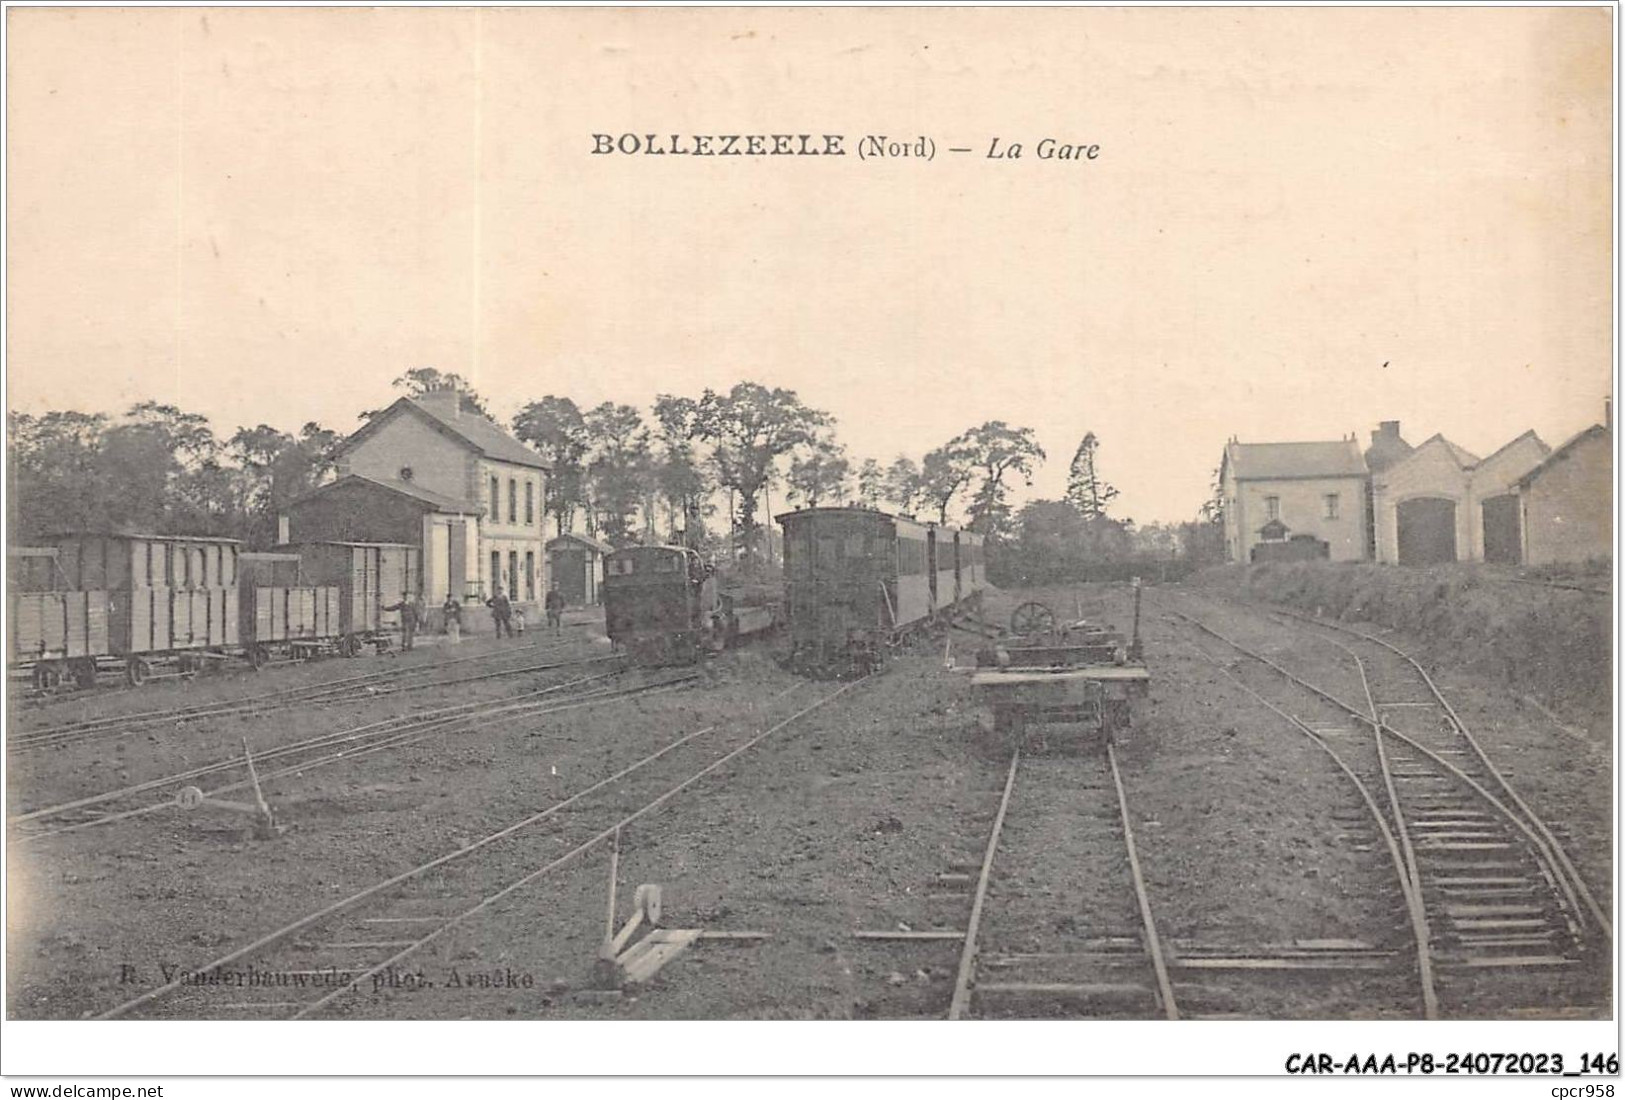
1523,432,1612,565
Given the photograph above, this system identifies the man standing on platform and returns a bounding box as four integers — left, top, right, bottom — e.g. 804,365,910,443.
544,585,566,636
487,587,514,639
384,594,422,652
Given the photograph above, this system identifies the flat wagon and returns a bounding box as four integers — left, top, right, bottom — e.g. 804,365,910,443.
969,583,1149,749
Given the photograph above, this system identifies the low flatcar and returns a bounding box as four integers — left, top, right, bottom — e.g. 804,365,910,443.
775,505,985,676
602,545,778,665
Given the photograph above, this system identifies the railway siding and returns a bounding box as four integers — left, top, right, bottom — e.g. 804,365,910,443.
8,582,1610,1021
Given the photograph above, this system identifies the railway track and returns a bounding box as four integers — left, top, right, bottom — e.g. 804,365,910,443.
8,636,594,754
1164,595,1610,1019
9,661,690,844
947,745,1178,1020
7,632,571,708
93,677,864,1020
854,742,1177,1021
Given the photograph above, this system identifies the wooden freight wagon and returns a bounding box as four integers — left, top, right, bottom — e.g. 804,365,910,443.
43,533,243,685
237,552,343,666
292,541,421,655
8,547,66,592
8,590,110,690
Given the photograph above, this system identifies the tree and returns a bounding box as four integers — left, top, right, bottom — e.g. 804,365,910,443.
651,395,711,547
786,439,851,508
957,421,1046,536
882,456,924,514
1184,463,1228,563
97,422,182,533
120,401,227,533
581,402,649,546
389,367,489,417
8,410,108,540
227,421,341,545
1066,432,1120,520
856,459,884,508
513,396,590,535
691,382,832,566
228,424,297,518
917,441,977,525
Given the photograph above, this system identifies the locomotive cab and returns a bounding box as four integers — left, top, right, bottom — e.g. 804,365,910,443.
602,545,720,665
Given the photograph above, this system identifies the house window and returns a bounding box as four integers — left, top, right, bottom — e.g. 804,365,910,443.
490,477,500,520
1323,493,1340,520
491,550,502,594
508,479,517,525
525,481,535,526
1265,495,1281,521
525,551,535,600
510,551,519,600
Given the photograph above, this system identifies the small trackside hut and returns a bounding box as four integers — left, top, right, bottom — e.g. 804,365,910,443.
776,505,986,677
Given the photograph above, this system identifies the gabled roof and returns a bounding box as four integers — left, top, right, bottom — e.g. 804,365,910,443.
1223,439,1367,481
547,531,613,554
1517,424,1611,488
1410,433,1482,469
1476,429,1548,470
289,473,478,514
335,396,550,471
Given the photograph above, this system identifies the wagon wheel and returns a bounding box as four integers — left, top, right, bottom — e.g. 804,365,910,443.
340,634,362,659
1010,601,1056,637
250,644,272,671
32,663,62,693
125,656,151,688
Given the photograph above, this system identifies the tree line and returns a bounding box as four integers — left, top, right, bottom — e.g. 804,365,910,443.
8,366,1226,582
8,402,340,547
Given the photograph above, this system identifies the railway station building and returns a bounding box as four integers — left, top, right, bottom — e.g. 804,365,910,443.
1369,430,1549,566
285,386,551,612
1220,437,1371,563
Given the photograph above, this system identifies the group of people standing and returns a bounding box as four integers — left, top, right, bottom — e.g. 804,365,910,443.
383,586,569,651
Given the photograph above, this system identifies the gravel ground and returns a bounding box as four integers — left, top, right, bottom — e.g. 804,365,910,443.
6,583,1609,1020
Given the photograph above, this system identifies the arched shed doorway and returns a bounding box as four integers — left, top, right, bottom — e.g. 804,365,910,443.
1396,497,1457,565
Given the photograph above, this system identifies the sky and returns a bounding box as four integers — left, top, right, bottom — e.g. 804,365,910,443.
6,7,1613,525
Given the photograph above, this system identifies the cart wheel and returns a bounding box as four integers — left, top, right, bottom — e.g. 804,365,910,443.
32,664,60,692
250,645,272,671
125,657,151,687
340,634,362,658
72,659,98,690
177,654,197,678
1010,601,1056,637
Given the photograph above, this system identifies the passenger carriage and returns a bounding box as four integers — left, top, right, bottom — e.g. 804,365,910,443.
775,505,986,676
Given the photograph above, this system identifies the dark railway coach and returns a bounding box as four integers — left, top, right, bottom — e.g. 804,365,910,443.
776,506,985,675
